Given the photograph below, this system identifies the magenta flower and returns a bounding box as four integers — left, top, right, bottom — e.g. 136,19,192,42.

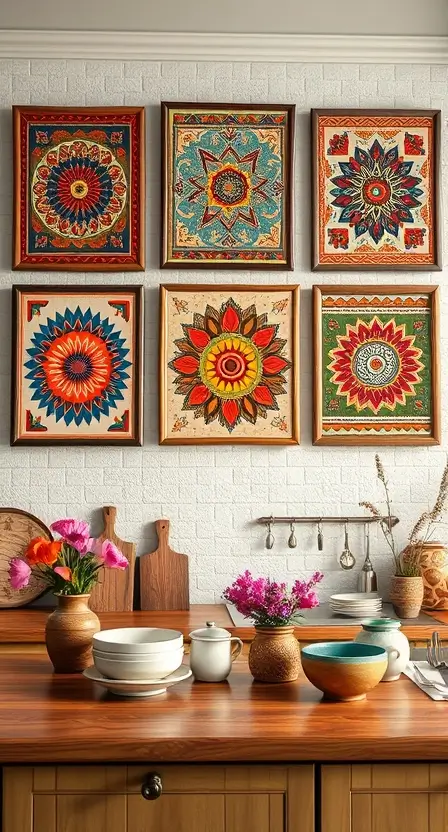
9,558,31,590
50,518,91,553
98,540,128,570
223,570,323,626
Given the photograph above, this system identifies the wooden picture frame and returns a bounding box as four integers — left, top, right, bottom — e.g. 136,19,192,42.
160,284,300,445
13,106,145,271
161,102,295,269
313,285,440,446
312,109,441,271
11,285,144,446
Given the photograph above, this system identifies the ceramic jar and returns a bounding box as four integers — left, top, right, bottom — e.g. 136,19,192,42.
410,542,448,610
389,575,424,619
249,626,301,683
354,618,410,681
45,594,100,673
189,621,243,682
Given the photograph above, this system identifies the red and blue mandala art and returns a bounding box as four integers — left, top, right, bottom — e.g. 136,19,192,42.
24,307,131,428
329,139,423,245
13,107,144,270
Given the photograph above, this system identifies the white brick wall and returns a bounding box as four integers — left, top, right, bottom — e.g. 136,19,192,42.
0,57,447,604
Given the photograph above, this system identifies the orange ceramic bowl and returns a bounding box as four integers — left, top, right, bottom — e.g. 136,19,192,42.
301,642,388,702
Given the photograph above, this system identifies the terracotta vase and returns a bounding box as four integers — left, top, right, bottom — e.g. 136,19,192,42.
248,626,301,683
45,594,100,673
389,575,424,619
409,542,448,610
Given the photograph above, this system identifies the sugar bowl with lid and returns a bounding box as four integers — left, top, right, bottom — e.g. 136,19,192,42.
189,621,243,682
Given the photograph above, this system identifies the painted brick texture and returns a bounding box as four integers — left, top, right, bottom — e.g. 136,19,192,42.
0,58,447,603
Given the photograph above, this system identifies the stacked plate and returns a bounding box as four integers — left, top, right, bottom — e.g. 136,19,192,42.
330,592,383,618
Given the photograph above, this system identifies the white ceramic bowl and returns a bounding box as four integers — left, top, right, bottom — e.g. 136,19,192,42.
93,627,183,654
93,647,184,681
93,647,180,662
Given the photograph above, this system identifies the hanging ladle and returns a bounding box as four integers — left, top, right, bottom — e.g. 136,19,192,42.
339,520,356,570
265,517,275,550
288,522,297,549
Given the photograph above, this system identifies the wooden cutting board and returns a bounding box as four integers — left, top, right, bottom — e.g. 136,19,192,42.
0,508,51,608
89,507,136,612
139,519,189,611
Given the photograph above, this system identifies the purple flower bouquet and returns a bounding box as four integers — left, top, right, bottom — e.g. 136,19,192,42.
223,570,323,627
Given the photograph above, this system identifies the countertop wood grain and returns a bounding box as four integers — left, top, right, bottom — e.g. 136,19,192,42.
1,604,447,643
0,654,448,763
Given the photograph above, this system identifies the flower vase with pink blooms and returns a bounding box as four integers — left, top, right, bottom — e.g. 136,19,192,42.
223,571,323,683
9,518,128,673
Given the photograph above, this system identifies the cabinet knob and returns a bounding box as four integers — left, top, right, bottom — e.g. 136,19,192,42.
141,773,163,800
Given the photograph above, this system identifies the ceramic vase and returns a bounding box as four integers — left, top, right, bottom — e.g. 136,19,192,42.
409,542,448,610
248,626,301,683
45,594,100,673
389,575,424,619
354,618,410,681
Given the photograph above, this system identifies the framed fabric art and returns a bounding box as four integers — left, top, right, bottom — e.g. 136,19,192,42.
161,102,295,269
313,285,440,446
13,106,145,271
312,109,441,270
160,285,299,444
11,286,143,446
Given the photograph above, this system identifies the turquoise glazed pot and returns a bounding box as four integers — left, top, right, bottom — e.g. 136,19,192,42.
301,642,388,702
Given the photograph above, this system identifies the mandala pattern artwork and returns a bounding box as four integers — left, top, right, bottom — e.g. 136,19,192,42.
315,113,437,268
13,290,141,444
14,107,144,269
319,292,435,440
163,106,294,267
162,287,298,443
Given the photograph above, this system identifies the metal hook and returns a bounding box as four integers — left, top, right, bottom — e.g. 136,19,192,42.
265,516,275,550
317,518,324,551
288,521,297,549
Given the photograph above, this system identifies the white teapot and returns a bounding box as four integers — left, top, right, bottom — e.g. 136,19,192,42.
189,621,243,682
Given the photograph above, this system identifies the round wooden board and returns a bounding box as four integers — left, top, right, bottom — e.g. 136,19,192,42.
0,508,52,608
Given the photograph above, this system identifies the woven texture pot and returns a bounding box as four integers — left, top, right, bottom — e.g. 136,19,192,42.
389,575,424,619
248,625,301,683
45,594,100,673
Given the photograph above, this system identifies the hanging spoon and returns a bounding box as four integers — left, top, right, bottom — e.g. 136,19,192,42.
288,522,297,549
339,520,356,570
265,517,275,550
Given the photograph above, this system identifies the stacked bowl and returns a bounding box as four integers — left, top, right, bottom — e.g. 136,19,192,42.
92,627,184,681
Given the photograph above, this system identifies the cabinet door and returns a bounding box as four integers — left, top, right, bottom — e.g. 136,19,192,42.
3,764,313,832
322,764,448,832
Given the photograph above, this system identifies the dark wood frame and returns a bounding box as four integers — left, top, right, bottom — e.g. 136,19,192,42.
11,285,144,446
159,283,300,445
311,108,442,271
161,102,295,270
13,106,145,271
313,284,441,446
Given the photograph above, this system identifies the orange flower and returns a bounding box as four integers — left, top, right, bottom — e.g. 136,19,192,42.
54,566,72,581
25,537,62,567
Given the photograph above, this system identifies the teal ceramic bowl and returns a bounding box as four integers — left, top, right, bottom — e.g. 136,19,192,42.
301,642,388,701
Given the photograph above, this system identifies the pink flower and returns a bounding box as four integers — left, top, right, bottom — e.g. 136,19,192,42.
9,558,31,590
50,519,91,553
54,566,72,581
98,540,128,570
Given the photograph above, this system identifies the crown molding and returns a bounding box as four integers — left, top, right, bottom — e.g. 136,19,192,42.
0,30,447,63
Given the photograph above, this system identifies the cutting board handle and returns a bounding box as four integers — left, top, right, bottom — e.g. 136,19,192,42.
155,518,170,543
103,506,117,536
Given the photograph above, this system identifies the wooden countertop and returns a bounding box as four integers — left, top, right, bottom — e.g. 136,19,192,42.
1,654,448,763
2,604,448,643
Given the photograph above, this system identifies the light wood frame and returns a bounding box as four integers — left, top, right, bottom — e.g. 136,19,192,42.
311,108,442,272
13,105,145,271
159,283,300,445
313,284,440,446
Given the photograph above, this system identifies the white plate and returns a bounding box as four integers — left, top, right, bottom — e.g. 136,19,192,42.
330,592,382,604
330,602,382,609
83,664,192,698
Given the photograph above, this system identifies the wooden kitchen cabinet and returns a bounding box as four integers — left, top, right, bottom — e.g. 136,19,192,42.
3,764,314,832
321,764,448,832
